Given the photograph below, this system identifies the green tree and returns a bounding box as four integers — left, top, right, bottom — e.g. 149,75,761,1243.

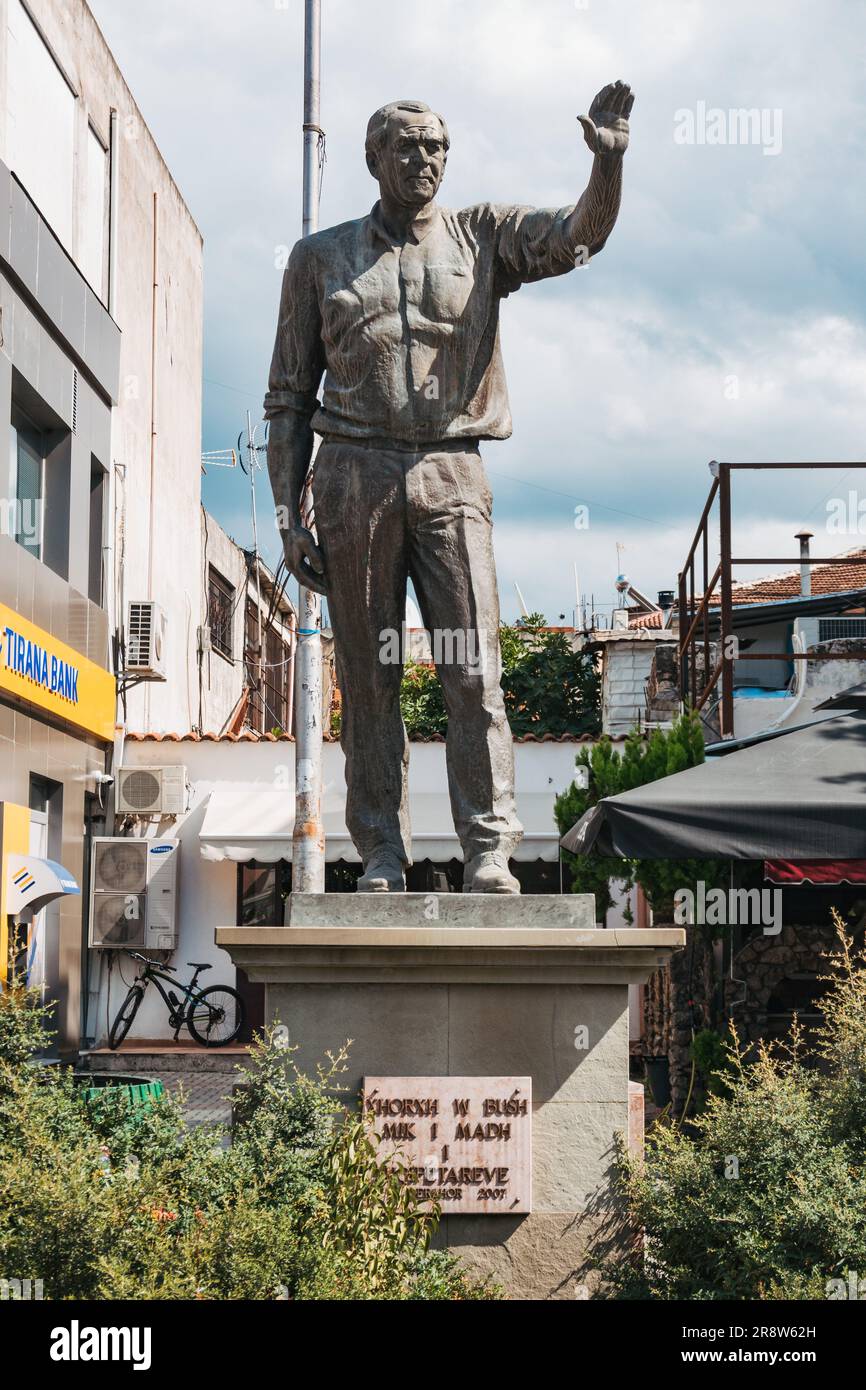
554,713,727,922
398,613,601,740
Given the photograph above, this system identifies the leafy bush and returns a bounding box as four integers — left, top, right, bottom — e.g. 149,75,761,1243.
500,614,601,739
0,1006,498,1301
603,912,866,1300
0,981,54,1067
690,1028,736,1100
396,613,601,740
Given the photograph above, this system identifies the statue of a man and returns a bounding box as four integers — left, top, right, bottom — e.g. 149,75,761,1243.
265,82,633,893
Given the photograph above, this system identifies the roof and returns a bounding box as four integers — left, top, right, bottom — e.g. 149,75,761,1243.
710,548,866,605
624,548,866,628
126,730,627,745
629,610,665,630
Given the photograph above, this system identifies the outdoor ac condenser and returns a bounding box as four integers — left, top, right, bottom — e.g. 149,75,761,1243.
126,600,168,679
116,765,187,816
88,838,180,950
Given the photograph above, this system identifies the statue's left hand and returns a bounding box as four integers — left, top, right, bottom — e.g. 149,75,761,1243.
578,80,633,155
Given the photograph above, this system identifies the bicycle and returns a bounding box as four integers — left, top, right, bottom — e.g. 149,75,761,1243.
108,951,245,1050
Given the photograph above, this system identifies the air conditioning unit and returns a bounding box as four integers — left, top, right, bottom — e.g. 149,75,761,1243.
126,600,167,679
88,838,179,950
116,765,187,816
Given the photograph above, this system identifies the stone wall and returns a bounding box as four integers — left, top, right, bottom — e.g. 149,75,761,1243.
725,921,838,1046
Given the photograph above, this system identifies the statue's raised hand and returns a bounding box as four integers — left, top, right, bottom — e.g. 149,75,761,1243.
578,80,633,156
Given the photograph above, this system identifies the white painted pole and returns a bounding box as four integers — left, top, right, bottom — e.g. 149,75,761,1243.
292,0,325,892
247,410,264,713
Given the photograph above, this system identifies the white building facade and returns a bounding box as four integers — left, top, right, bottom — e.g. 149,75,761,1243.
0,0,203,1049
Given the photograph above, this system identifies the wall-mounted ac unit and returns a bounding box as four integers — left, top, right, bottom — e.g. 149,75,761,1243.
88,838,179,950
126,600,167,679
116,765,187,816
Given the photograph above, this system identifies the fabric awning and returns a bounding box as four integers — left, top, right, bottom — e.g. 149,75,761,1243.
200,786,561,863
6,855,80,915
561,711,866,861
764,860,866,885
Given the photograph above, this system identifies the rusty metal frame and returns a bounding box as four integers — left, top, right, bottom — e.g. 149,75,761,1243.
678,462,866,737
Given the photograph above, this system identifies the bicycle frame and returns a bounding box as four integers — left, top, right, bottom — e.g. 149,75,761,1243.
133,963,210,1036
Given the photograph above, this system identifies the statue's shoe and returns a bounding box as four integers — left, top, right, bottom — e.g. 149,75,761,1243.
358,851,407,893
462,851,520,894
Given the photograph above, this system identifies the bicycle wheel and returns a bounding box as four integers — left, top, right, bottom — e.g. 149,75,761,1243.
186,986,245,1047
108,985,144,1051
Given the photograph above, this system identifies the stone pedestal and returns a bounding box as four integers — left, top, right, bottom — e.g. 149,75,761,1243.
217,895,683,1300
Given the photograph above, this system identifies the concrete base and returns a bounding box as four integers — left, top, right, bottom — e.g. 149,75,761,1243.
217,895,683,1300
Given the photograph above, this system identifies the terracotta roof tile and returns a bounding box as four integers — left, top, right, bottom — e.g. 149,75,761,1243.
629,610,664,629
705,548,866,605
126,730,625,744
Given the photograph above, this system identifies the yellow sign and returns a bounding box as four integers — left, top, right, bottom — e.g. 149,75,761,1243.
0,603,115,743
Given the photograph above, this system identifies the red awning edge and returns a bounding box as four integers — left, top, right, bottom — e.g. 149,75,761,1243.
764,860,866,886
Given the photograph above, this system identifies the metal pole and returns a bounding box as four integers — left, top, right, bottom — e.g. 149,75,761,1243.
719,464,735,738
293,0,325,892
247,411,264,725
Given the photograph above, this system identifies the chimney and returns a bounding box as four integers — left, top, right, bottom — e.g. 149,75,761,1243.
795,530,813,597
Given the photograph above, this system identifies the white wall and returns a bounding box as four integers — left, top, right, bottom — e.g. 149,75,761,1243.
0,0,205,736
198,510,297,735
4,0,75,250
89,736,590,1043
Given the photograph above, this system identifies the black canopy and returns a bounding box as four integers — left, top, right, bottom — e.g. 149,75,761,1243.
560,711,866,860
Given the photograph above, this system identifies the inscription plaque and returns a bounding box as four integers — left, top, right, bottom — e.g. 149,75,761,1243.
363,1076,532,1214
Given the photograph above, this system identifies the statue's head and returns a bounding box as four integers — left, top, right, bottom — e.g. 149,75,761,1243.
365,100,449,209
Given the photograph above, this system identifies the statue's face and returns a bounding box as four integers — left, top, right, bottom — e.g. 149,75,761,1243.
368,111,447,208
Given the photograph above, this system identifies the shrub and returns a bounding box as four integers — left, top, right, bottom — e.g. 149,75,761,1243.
0,982,54,1067
0,994,498,1301
555,713,728,922
603,912,866,1300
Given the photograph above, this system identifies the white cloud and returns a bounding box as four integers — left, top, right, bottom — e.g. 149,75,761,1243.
88,0,866,620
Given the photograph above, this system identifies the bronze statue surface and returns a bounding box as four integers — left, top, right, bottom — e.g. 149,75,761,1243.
266,85,633,892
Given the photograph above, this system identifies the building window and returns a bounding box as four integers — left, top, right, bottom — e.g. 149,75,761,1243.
244,598,291,734
82,124,108,299
208,566,234,660
263,624,291,732
88,456,107,606
6,0,75,250
244,598,262,728
7,403,44,559
7,382,71,579
237,863,279,926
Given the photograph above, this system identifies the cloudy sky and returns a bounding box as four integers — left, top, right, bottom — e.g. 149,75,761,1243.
90,0,866,624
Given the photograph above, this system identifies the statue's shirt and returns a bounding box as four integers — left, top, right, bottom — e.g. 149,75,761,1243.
264,200,576,445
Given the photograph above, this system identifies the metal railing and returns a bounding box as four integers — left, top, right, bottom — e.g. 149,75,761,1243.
678,462,866,737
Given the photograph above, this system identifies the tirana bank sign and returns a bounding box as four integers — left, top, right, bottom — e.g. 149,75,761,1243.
0,603,115,743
